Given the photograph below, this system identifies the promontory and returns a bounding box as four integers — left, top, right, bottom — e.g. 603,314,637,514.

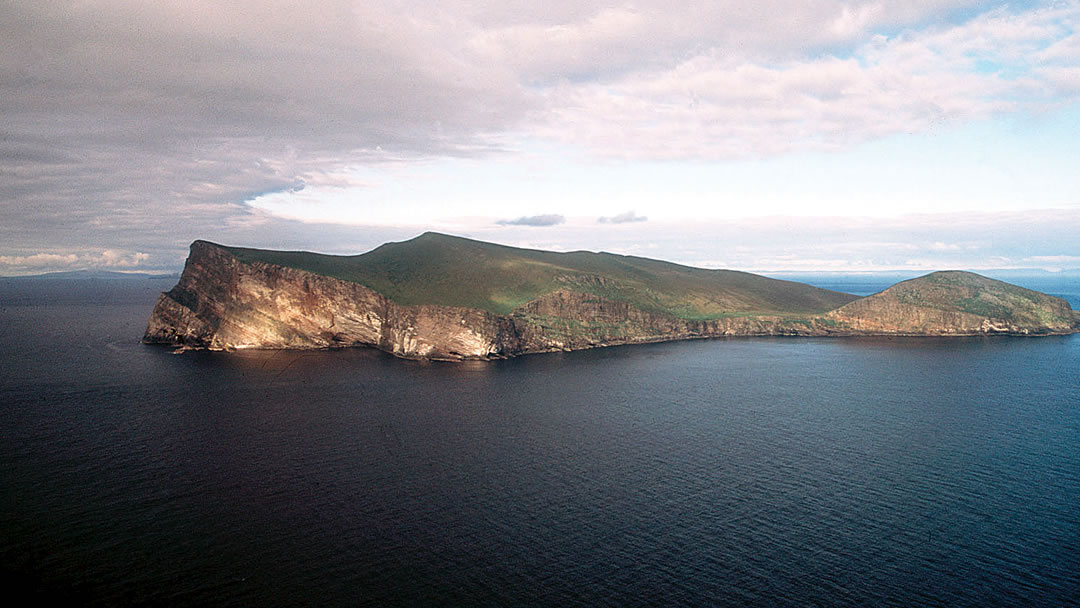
144,233,1079,359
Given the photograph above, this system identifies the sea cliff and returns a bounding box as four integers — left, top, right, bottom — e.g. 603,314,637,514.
144,238,1079,359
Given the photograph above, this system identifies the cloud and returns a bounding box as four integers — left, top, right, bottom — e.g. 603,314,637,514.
0,253,80,268
466,1,984,83
1,0,1078,265
496,214,566,227
461,208,1080,273
598,211,648,224
539,3,1080,159
0,250,150,273
0,0,530,256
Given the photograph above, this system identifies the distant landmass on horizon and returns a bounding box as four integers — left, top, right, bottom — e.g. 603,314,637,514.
143,233,1080,360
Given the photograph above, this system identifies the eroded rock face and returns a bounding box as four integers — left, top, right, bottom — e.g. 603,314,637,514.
145,241,509,359
145,243,842,359
145,244,1078,359
509,289,839,352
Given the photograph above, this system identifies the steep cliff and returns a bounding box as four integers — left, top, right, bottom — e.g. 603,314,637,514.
144,241,843,359
145,241,511,359
144,239,1078,360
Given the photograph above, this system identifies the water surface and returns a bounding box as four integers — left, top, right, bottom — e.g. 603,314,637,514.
1,278,1078,606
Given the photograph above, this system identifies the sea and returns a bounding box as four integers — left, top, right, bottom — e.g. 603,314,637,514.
1,274,1078,606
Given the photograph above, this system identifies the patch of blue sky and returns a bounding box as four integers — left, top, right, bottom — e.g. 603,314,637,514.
970,56,1031,80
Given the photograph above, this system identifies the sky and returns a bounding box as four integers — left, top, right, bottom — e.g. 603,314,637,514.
2,0,1079,275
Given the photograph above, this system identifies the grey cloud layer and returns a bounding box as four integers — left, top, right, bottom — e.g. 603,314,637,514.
1,1,1077,272
598,211,647,224
0,0,528,267
496,214,566,227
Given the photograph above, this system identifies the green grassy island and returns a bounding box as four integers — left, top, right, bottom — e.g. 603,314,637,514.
145,233,1079,359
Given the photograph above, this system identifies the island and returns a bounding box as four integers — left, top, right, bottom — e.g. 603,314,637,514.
144,233,1079,360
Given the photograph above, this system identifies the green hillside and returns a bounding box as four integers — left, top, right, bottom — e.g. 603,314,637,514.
218,232,857,318
841,270,1076,328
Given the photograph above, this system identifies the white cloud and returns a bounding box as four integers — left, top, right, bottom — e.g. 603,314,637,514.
0,253,80,268
453,208,1080,272
465,1,984,83
0,250,150,272
1022,255,1080,270
538,3,1080,159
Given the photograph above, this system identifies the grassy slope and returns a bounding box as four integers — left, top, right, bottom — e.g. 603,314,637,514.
868,270,1074,326
218,232,857,318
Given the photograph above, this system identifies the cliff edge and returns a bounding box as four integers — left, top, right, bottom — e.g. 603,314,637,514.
144,237,1078,359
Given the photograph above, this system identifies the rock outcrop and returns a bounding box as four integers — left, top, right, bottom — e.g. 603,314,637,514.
145,241,508,359
144,241,1079,360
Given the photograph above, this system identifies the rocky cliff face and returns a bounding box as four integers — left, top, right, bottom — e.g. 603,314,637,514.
508,289,837,352
145,243,1078,359
145,241,516,359
145,242,843,359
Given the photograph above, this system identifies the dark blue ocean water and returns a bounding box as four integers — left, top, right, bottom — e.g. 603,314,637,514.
1,277,1079,606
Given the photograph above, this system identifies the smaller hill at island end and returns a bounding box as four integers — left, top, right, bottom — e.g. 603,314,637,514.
144,233,1079,360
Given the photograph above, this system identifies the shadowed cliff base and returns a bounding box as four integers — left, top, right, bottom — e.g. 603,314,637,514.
143,234,1079,360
